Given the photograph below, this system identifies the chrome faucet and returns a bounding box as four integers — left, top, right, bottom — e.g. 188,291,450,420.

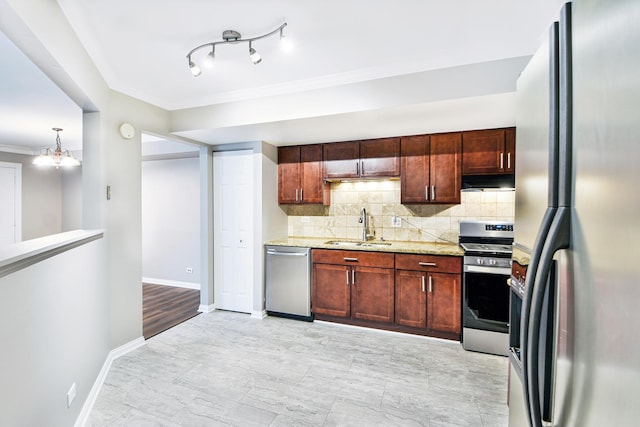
359,207,371,241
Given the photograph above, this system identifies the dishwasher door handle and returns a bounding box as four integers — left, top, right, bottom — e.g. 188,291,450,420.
266,250,308,257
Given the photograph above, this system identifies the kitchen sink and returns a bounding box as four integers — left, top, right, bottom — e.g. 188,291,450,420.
324,240,392,247
325,240,362,246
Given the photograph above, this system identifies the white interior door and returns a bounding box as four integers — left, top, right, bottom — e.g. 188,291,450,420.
0,162,22,245
214,150,254,313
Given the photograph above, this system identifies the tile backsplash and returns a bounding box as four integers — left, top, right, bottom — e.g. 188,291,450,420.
284,180,514,243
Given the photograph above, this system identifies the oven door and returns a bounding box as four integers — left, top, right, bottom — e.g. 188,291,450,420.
463,264,510,333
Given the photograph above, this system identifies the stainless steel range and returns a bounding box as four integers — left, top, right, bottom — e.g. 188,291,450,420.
459,220,513,356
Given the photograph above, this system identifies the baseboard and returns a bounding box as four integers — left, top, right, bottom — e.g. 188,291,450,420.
198,304,216,313
74,337,145,427
251,309,267,319
142,277,200,290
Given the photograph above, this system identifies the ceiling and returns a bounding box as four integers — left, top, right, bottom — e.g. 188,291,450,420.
1,0,565,152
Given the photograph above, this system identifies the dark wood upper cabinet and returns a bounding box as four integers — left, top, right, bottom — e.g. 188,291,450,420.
323,141,360,179
401,132,461,204
400,134,430,203
360,137,401,178
278,145,329,205
323,138,400,180
462,127,516,175
504,127,516,173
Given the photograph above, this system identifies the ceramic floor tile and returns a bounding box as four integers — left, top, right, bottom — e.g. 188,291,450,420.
88,311,508,426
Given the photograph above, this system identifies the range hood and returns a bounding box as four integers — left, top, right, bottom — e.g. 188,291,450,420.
462,174,515,191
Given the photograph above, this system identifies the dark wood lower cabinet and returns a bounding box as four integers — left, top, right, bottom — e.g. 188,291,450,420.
395,269,427,329
312,249,462,341
313,263,351,318
427,272,461,335
351,266,394,323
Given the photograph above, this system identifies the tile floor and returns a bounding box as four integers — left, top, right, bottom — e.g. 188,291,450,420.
88,311,509,426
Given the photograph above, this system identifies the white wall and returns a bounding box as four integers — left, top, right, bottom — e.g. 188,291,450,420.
142,156,200,286
0,237,108,427
0,2,189,425
62,166,82,231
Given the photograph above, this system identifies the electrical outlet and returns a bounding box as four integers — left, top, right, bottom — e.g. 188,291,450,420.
67,383,76,408
186,267,193,273
392,216,402,228
301,216,310,223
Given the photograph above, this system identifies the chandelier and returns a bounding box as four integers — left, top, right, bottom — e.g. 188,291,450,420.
186,22,291,76
33,128,81,168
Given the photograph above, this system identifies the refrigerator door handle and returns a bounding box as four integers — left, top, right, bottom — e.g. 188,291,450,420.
520,206,556,425
521,14,562,427
526,207,570,427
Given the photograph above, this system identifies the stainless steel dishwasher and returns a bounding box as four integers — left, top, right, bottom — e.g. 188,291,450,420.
265,245,312,321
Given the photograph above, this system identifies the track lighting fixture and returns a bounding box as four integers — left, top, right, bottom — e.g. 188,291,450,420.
33,128,81,168
186,22,289,76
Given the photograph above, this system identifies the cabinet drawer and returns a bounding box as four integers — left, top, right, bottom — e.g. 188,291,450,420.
312,249,395,268
395,254,461,273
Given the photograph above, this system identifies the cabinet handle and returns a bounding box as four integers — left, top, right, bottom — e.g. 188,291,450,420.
295,188,299,202
346,269,350,285
421,275,426,293
500,152,504,169
300,188,303,201
343,257,358,262
352,269,356,284
431,185,435,201
360,160,364,176
356,161,360,176
425,186,429,201
507,152,511,169
428,276,433,293
419,262,437,267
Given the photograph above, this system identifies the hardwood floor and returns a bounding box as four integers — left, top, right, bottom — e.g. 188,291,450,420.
142,283,200,339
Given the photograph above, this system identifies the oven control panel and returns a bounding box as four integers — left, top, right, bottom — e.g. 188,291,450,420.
485,223,513,232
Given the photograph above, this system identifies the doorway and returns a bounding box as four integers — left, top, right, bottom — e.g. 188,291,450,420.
141,135,201,337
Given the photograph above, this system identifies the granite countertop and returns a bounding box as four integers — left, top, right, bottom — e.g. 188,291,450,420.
511,245,531,266
264,237,464,256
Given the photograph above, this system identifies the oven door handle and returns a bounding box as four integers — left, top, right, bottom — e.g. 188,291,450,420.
464,265,510,275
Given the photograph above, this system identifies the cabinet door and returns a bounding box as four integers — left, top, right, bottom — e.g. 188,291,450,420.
400,135,430,203
313,263,350,318
323,141,360,179
278,146,300,204
427,272,461,334
300,144,326,204
430,132,462,204
394,270,427,329
462,129,506,175
360,138,400,178
504,127,516,173
351,266,394,323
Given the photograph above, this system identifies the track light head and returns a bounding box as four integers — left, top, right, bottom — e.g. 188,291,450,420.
188,56,201,76
203,46,216,68
249,41,262,65
280,27,293,52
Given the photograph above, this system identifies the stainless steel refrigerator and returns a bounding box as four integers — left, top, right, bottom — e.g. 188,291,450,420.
509,1,640,426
